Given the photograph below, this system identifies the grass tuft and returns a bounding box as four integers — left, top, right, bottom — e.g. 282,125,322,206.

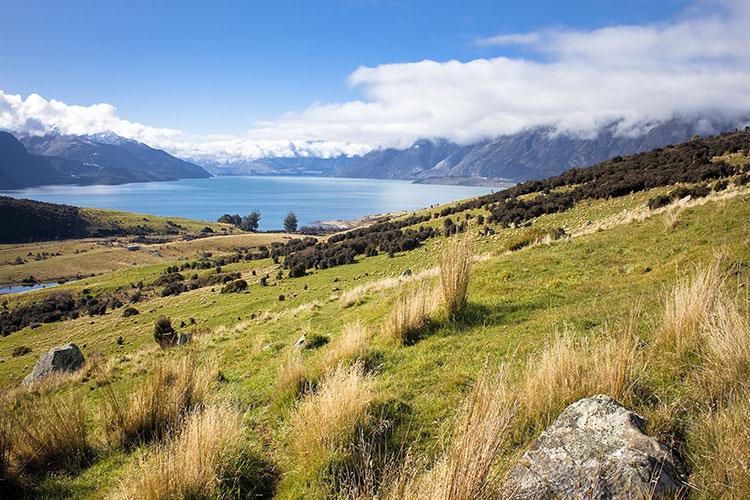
275,351,306,402
659,259,723,360
103,355,215,447
393,367,517,500
384,285,440,345
290,362,375,480
325,321,371,370
440,237,472,321
690,397,750,497
699,291,750,400
115,403,245,500
6,392,93,474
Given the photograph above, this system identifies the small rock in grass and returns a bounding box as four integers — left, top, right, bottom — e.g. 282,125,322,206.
22,343,85,387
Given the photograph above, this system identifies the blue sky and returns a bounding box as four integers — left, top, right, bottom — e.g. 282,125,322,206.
1,0,692,135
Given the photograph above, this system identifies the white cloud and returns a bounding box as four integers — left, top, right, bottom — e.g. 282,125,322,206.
2,0,750,161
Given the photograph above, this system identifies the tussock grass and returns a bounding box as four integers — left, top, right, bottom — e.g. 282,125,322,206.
103,355,215,447
519,329,640,431
6,392,93,474
275,352,306,401
408,368,516,500
659,259,723,360
690,397,750,497
663,202,683,229
383,285,440,345
440,237,472,321
324,321,371,370
115,404,245,500
699,291,750,400
290,363,375,478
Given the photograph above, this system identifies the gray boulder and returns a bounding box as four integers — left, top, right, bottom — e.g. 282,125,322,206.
22,343,85,387
503,395,684,499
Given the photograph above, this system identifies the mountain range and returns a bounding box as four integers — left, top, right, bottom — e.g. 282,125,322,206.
201,118,741,185
1,117,745,190
0,132,210,189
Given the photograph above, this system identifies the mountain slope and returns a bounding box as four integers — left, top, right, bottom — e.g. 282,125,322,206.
200,118,741,184
0,131,111,189
21,133,210,182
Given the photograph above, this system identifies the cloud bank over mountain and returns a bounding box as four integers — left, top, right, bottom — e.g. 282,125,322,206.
1,0,749,162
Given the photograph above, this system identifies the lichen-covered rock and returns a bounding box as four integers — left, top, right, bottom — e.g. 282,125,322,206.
22,343,85,387
503,395,684,499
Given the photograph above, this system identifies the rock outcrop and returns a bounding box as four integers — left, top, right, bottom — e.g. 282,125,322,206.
22,343,85,387
503,395,684,499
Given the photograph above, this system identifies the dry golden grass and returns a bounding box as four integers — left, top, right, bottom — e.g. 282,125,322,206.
399,368,517,500
324,321,371,370
663,203,683,229
290,363,375,475
103,355,215,447
690,397,750,497
519,329,640,431
115,403,244,500
383,284,441,345
699,292,750,399
6,392,93,474
659,259,723,359
440,237,472,321
275,351,306,401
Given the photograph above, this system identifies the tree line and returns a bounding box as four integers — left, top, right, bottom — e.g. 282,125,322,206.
217,210,298,233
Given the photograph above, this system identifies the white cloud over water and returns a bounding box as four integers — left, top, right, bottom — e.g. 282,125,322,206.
2,0,750,161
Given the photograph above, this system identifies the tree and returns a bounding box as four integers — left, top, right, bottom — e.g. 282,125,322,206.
283,211,298,233
217,214,242,226
241,210,261,232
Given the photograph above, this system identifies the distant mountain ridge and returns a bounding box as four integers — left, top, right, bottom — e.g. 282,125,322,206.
200,118,743,184
0,131,210,189
20,133,210,182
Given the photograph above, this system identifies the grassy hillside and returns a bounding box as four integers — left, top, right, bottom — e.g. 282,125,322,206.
1,134,749,498
0,196,241,245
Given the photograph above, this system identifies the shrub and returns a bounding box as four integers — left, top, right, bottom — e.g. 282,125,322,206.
290,363,375,479
115,404,245,500
161,281,186,297
440,238,472,321
104,356,215,447
304,333,329,350
122,306,139,317
11,346,31,357
220,279,248,294
153,317,177,348
7,393,93,474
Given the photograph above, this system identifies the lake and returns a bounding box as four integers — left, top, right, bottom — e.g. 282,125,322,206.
1,176,499,231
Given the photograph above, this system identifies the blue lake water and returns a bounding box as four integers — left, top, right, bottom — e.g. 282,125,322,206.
1,176,499,231
0,282,60,295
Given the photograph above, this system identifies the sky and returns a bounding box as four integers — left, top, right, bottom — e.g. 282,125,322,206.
1,0,749,161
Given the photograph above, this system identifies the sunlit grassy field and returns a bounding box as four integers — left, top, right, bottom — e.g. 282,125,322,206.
0,183,748,498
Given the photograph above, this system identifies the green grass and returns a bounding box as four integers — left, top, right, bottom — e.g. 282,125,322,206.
0,184,749,497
